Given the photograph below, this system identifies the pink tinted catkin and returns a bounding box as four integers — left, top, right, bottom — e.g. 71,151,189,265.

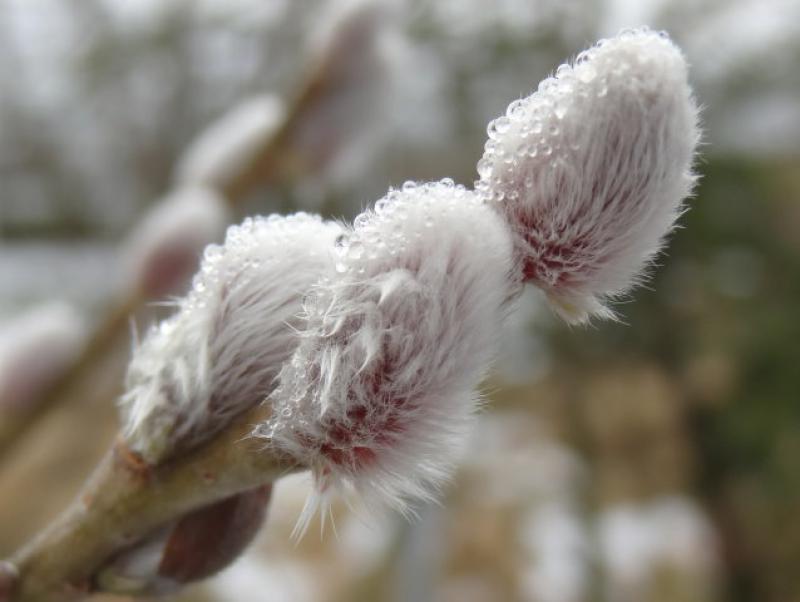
120,213,343,464
477,28,700,323
259,180,515,535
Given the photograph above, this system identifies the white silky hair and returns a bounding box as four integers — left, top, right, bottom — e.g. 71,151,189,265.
476,27,701,324
258,180,515,535
120,213,344,463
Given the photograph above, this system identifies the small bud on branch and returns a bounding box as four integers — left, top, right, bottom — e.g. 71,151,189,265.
259,180,515,534
477,28,700,323
121,213,343,464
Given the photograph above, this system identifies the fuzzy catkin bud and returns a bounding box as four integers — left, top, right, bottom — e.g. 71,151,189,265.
123,187,230,299
258,180,515,534
120,213,343,464
476,28,700,323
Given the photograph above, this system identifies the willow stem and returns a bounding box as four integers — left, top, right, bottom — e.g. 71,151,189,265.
6,405,298,602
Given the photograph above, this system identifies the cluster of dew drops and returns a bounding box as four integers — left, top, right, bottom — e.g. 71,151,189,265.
331,178,475,276
474,27,671,204
181,213,326,314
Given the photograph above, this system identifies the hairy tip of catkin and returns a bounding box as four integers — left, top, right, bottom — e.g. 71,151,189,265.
119,213,344,465
477,27,701,324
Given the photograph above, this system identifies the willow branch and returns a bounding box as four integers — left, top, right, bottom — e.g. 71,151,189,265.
5,405,299,602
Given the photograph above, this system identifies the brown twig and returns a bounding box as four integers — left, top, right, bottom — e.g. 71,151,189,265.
6,405,298,602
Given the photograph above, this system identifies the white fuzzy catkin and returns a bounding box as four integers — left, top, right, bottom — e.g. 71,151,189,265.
476,28,700,323
0,302,87,412
123,187,230,299
258,180,515,533
120,213,343,463
174,95,286,191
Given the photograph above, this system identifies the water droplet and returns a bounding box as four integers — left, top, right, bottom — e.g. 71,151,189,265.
402,181,417,192
506,99,526,121
554,102,568,120
556,64,572,79
354,213,370,229
347,242,364,260
494,116,511,134
335,261,349,274
477,157,493,179
203,245,222,261
577,64,596,83
334,234,348,256
538,77,557,94
440,177,454,189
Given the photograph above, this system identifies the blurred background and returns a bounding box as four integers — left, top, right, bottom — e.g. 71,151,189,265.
1,0,799,601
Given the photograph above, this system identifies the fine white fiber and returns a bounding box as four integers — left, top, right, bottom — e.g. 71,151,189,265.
476,27,701,323
120,213,343,463
259,180,515,535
